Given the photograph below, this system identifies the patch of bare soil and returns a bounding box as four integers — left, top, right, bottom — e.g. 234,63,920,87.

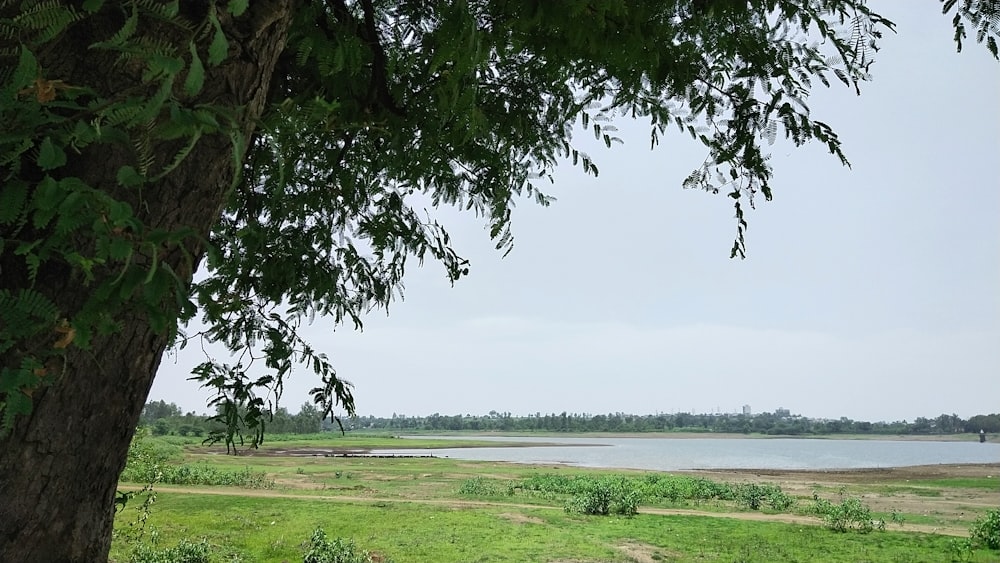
272,476,316,489
685,463,999,536
617,540,682,563
689,462,999,483
200,447,371,457
498,512,544,525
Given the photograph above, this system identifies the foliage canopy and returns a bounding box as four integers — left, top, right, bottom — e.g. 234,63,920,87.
1,0,997,448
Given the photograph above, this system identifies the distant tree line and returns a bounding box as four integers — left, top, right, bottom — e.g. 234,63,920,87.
139,400,324,437
140,401,1000,438
350,411,1000,435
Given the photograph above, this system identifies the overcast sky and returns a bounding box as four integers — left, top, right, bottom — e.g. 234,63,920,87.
153,4,999,423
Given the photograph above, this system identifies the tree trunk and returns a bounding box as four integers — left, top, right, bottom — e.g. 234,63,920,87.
0,3,293,561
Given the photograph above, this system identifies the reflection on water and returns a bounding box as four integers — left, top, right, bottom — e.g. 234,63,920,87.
371,435,1000,471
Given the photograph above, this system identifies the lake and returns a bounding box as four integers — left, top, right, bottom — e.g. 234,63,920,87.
373,435,1000,471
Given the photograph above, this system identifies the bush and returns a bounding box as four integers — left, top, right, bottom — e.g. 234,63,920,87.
129,539,210,563
733,483,767,510
725,482,795,512
815,496,884,533
565,487,612,515
564,476,638,516
303,528,391,563
766,488,795,511
970,508,1000,550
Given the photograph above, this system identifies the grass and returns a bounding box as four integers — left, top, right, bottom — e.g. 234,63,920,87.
111,436,1000,562
902,477,999,490
113,492,995,563
876,485,944,497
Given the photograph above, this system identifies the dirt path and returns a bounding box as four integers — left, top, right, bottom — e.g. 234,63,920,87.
152,485,970,537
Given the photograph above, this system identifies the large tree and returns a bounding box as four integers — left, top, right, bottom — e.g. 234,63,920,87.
0,0,995,560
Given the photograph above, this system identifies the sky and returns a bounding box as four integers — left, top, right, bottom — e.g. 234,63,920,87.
152,4,1000,423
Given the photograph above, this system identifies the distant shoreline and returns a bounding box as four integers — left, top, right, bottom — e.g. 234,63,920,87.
391,430,993,444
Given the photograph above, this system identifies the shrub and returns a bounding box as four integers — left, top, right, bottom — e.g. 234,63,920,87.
611,488,640,516
303,528,391,563
970,508,1000,550
817,496,884,533
733,483,767,510
730,482,794,511
565,487,612,515
766,488,795,511
564,476,638,516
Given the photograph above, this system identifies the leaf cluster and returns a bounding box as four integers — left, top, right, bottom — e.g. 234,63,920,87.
0,0,252,433
4,1,995,450
194,0,900,446
942,0,1000,59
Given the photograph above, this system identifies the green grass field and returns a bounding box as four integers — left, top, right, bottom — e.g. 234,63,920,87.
111,435,1000,562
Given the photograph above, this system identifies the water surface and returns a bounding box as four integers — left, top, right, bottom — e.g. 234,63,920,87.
372,435,1000,471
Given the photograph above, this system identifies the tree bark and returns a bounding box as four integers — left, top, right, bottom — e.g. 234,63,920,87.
0,3,294,560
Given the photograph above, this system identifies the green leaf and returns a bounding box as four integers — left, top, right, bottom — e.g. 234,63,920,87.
116,165,143,188
184,42,206,96
227,0,249,16
33,176,61,210
82,0,105,12
37,137,66,170
57,191,84,215
0,181,28,225
207,10,229,65
107,200,134,223
11,47,38,93
108,237,133,261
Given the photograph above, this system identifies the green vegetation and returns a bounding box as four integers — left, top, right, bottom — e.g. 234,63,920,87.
108,433,1000,562
811,496,885,533
946,509,1000,561
459,472,795,515
356,410,1000,436
970,509,1000,550
303,528,392,563
120,430,273,489
4,1,998,557
901,477,999,490
127,539,210,563
112,492,994,563
140,401,1000,439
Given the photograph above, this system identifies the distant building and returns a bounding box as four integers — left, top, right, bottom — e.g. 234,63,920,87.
775,407,791,418
742,405,751,415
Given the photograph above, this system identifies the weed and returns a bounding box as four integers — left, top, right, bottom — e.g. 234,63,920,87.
733,483,794,512
814,496,884,533
121,459,274,489
303,528,391,563
948,538,977,562
128,539,210,563
458,476,517,496
564,476,638,516
970,508,1000,550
